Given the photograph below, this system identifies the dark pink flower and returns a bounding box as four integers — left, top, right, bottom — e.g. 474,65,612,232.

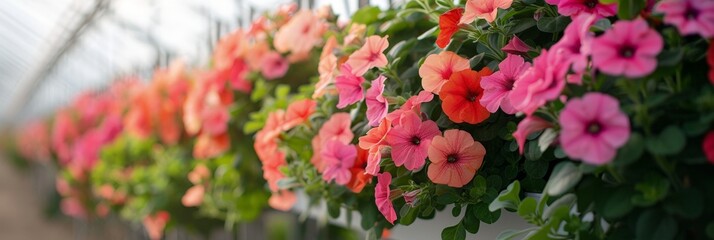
321,140,357,185
704,131,714,164
513,115,553,154
366,75,389,126
510,49,570,115
557,0,617,18
386,91,434,125
335,64,366,108
551,14,597,73
260,52,289,80
502,35,532,55
375,172,397,224
592,18,663,78
656,0,714,38
480,54,531,114
386,112,441,171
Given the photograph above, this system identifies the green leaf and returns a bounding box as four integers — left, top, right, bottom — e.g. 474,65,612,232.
352,6,381,24
517,197,537,219
463,205,481,234
399,204,419,225
536,16,570,33
646,125,686,156
707,222,714,239
452,204,463,217
636,210,677,240
599,0,617,4
602,187,634,219
441,222,466,240
545,162,583,196
360,205,377,230
524,141,544,161
657,48,684,67
507,18,537,35
632,174,670,207
489,181,521,212
327,200,341,219
417,26,439,40
618,0,645,20
470,176,488,198
524,159,548,179
613,133,644,166
496,228,537,240
663,188,703,219
543,194,576,219
475,202,502,224
469,53,486,69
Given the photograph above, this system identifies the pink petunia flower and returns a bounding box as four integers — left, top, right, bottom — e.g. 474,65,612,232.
403,189,421,207
509,49,570,115
551,14,597,73
143,211,170,240
386,112,441,171
318,112,354,144
703,131,714,164
427,129,486,188
386,91,434,125
557,0,617,18
592,18,663,78
366,75,389,126
460,0,514,24
358,118,392,175
419,51,470,94
375,172,397,224
260,52,289,80
656,0,714,38
346,35,390,76
480,54,531,114
321,140,357,185
559,93,630,165
502,35,532,55
335,64,366,108
513,115,553,154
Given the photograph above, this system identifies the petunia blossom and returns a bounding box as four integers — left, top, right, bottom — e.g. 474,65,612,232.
460,0,514,24
386,112,441,171
559,93,630,165
284,99,317,129
551,13,597,73
346,148,373,193
181,185,205,207
273,10,326,56
260,51,289,80
437,8,464,48
318,113,354,144
366,75,389,126
513,115,553,154
703,131,714,165
592,18,663,78
321,140,357,185
346,35,389,76
708,40,714,85
335,64,366,108
419,51,470,94
557,0,617,18
480,54,530,114
143,211,170,240
269,190,297,211
386,91,434,125
656,0,714,38
502,35,532,55
509,49,570,115
358,118,392,175
427,129,486,188
440,69,492,124
375,172,397,224
193,133,230,159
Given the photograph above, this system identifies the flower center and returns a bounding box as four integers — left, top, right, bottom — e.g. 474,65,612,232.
441,68,453,80
584,0,598,9
411,136,421,145
467,92,478,102
368,52,380,61
686,6,699,19
587,122,602,134
446,154,459,163
505,78,515,90
620,46,636,58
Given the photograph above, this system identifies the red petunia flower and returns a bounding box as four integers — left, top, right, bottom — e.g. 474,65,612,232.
439,68,493,124
437,8,464,48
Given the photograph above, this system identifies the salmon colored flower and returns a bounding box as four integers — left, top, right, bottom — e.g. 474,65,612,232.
460,0,514,24
419,51,470,94
480,54,530,114
269,190,297,211
181,185,205,207
366,75,388,126
344,23,366,46
427,129,486,187
335,64,366,108
346,35,389,76
703,131,714,164
314,37,339,99
61,198,87,219
193,133,230,159
514,115,553,154
656,0,714,38
188,165,210,184
437,8,464,48
322,140,357,185
559,93,630,165
359,118,392,175
346,148,372,193
260,51,289,80
143,211,170,240
375,172,397,224
386,91,434,125
274,10,326,56
386,112,441,171
557,0,617,18
592,18,663,78
502,35,532,55
284,99,317,129
318,113,354,144
440,69,493,124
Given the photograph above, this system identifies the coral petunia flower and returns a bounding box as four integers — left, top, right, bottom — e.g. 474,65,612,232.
375,172,397,225
359,118,392,175
273,10,326,56
502,35,532,55
386,112,441,171
437,8,464,48
592,18,663,78
284,99,317,129
269,190,297,211
193,132,230,159
480,54,530,114
335,64,366,108
440,69,493,124
703,131,714,164
143,211,170,240
559,93,630,165
318,113,354,144
346,148,373,193
386,91,434,125
346,35,389,76
321,140,357,185
427,129,486,188
260,51,289,80
181,185,205,207
366,75,389,126
460,0,514,24
419,51,470,94
513,115,553,154
656,0,714,38
557,0,617,18
314,52,338,99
